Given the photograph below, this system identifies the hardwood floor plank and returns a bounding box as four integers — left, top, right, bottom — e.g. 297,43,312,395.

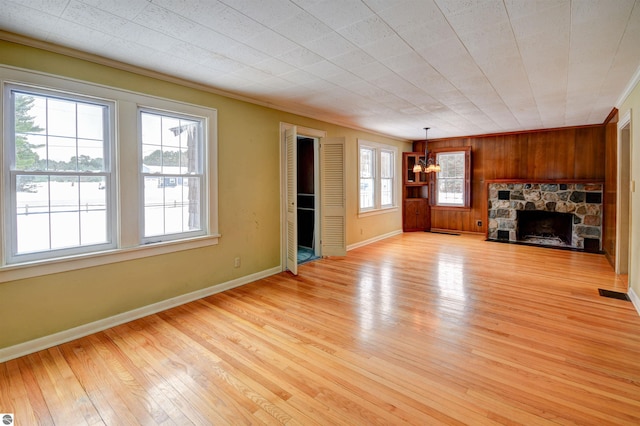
1,233,640,424
24,350,94,425
58,338,142,426
1,358,53,426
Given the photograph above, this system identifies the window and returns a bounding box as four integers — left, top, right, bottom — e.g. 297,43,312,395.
434,148,471,208
359,146,375,210
380,150,393,206
358,140,397,213
5,85,115,263
1,67,218,277
140,109,205,242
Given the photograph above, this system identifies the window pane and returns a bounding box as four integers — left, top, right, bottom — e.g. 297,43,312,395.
360,147,374,178
79,177,108,245
141,112,162,145
47,98,77,138
380,151,392,178
144,176,165,237
185,177,202,230
141,111,201,175
144,176,202,237
77,139,104,171
49,176,80,250
163,181,185,235
77,103,105,140
381,178,392,206
15,175,110,254
47,136,78,169
13,92,107,174
15,175,50,253
51,210,80,249
360,177,374,209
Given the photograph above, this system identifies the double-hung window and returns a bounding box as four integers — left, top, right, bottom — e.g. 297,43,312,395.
140,109,205,243
358,139,397,214
1,67,218,278
434,147,471,208
5,85,115,264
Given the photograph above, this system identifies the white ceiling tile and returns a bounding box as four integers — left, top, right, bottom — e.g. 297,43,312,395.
338,15,395,47
78,0,149,19
200,5,268,43
277,47,324,68
349,61,394,81
330,48,376,69
303,32,357,58
9,0,69,16
118,22,182,52
52,22,115,51
272,11,334,45
61,0,130,35
244,29,300,57
302,60,345,79
293,0,374,30
360,34,413,61
253,57,294,77
132,3,200,40
0,2,60,39
222,0,302,27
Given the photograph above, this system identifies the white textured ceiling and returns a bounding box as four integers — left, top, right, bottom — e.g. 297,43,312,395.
1,0,639,140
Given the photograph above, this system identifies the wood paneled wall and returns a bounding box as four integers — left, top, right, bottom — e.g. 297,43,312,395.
413,125,607,234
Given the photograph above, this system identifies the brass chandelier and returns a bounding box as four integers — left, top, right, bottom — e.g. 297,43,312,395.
412,127,440,173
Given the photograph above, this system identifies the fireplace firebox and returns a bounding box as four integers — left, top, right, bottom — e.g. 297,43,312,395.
516,210,573,246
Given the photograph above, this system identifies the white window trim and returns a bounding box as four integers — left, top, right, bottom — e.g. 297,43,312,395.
434,150,468,208
0,66,219,283
357,139,399,216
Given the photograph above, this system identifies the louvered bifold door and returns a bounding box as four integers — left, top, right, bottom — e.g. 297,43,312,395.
285,126,298,275
320,138,346,256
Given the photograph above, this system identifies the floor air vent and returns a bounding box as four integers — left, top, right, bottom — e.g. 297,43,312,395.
598,289,630,301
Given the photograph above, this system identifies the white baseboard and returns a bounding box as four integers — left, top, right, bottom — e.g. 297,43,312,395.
0,266,281,363
347,229,403,251
628,287,640,316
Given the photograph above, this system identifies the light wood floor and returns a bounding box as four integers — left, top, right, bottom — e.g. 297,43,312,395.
1,233,639,425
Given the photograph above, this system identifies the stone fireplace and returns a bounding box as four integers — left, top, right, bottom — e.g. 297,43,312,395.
487,181,603,252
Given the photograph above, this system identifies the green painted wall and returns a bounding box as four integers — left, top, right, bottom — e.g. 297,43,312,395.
620,80,640,300
0,40,411,350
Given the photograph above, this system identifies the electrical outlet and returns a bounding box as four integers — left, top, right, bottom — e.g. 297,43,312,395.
234,257,241,268
476,220,482,227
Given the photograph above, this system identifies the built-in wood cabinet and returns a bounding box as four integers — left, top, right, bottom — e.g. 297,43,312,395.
403,153,430,232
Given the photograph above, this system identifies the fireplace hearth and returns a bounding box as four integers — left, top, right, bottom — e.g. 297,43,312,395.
487,181,603,252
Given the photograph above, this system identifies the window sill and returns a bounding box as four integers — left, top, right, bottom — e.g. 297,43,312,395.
431,205,471,212
358,206,399,218
0,234,221,283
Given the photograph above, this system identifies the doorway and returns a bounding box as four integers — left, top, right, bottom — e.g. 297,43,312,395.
296,136,320,265
617,117,631,275
281,123,346,275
